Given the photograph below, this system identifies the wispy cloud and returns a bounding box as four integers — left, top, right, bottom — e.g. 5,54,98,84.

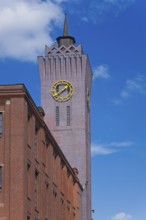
93,64,110,80
91,144,116,156
121,74,146,97
91,141,133,156
113,74,146,104
81,0,135,23
112,212,133,220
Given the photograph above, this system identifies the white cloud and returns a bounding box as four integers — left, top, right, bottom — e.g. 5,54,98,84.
113,73,146,104
112,212,133,220
81,0,135,23
104,0,134,5
53,0,67,3
112,98,122,105
93,64,110,80
0,0,65,61
91,144,116,156
0,0,136,61
109,141,133,148
91,141,133,156
121,74,146,98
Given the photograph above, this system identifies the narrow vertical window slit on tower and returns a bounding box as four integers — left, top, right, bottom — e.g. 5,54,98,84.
67,106,71,126
56,106,59,126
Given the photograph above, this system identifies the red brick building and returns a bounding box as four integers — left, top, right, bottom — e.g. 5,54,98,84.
0,84,82,220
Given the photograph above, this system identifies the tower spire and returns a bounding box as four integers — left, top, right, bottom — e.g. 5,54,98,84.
63,13,69,36
56,14,76,48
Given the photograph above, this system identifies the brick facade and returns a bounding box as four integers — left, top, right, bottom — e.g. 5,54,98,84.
0,84,82,220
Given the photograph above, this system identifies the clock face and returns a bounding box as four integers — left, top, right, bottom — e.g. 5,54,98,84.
51,80,74,102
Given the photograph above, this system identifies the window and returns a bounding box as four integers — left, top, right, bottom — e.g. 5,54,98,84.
0,112,3,135
27,114,32,147
42,140,47,167
34,127,38,159
67,106,71,126
35,169,39,210
61,165,65,194
45,178,49,217
56,107,59,126
27,162,31,199
53,152,58,185
0,166,2,190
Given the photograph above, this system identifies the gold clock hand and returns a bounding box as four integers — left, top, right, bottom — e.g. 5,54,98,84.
54,85,68,97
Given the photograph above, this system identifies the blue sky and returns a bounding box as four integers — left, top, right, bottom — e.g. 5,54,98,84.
0,0,146,219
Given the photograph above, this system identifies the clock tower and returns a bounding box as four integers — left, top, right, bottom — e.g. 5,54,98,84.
38,16,92,220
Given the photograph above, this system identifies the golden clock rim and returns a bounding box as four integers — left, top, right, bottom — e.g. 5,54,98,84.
51,80,74,102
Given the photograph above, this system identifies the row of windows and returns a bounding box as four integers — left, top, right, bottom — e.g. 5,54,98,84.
27,161,77,219
56,106,71,126
0,106,72,132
